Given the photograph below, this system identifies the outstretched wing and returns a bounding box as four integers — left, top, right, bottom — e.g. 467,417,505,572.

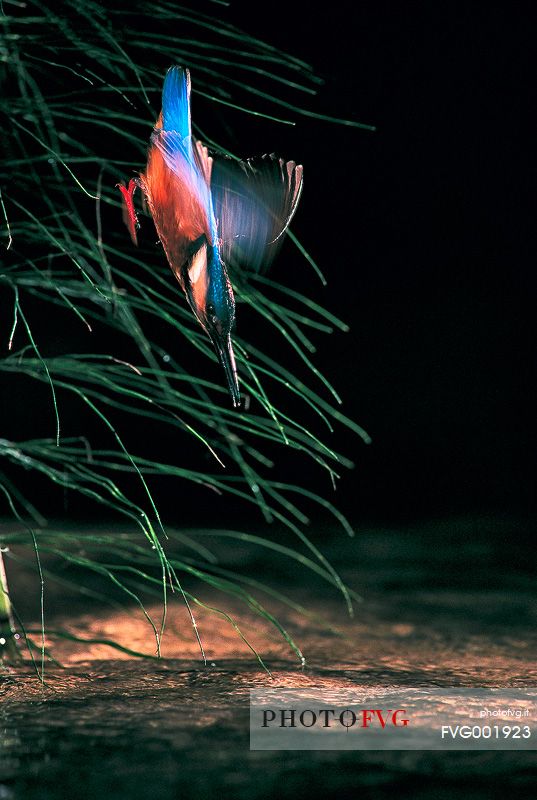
210,153,303,274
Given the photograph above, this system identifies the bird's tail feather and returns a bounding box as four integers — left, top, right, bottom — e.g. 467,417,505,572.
161,66,191,138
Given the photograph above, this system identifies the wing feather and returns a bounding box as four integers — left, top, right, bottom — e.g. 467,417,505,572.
210,153,303,274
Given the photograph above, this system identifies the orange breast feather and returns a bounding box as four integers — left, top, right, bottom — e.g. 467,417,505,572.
140,140,212,289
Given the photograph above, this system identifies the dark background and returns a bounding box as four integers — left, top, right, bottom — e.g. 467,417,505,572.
223,0,535,525
3,1,534,529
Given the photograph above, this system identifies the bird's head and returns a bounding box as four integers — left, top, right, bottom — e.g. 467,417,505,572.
202,288,240,409
184,240,240,408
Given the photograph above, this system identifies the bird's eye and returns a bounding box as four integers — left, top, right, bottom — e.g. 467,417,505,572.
206,304,218,325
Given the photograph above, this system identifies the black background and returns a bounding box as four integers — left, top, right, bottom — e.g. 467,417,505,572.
3,1,535,528
222,0,535,525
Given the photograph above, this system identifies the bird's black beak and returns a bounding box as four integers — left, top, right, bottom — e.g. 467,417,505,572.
210,331,241,408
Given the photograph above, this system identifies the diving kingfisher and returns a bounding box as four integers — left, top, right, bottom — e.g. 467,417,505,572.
118,66,303,408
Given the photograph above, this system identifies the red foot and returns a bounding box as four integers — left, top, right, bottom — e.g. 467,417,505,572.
117,178,140,245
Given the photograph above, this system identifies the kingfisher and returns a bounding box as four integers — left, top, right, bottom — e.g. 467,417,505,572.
118,66,303,408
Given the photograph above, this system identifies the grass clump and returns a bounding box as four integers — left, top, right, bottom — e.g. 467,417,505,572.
0,0,370,677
